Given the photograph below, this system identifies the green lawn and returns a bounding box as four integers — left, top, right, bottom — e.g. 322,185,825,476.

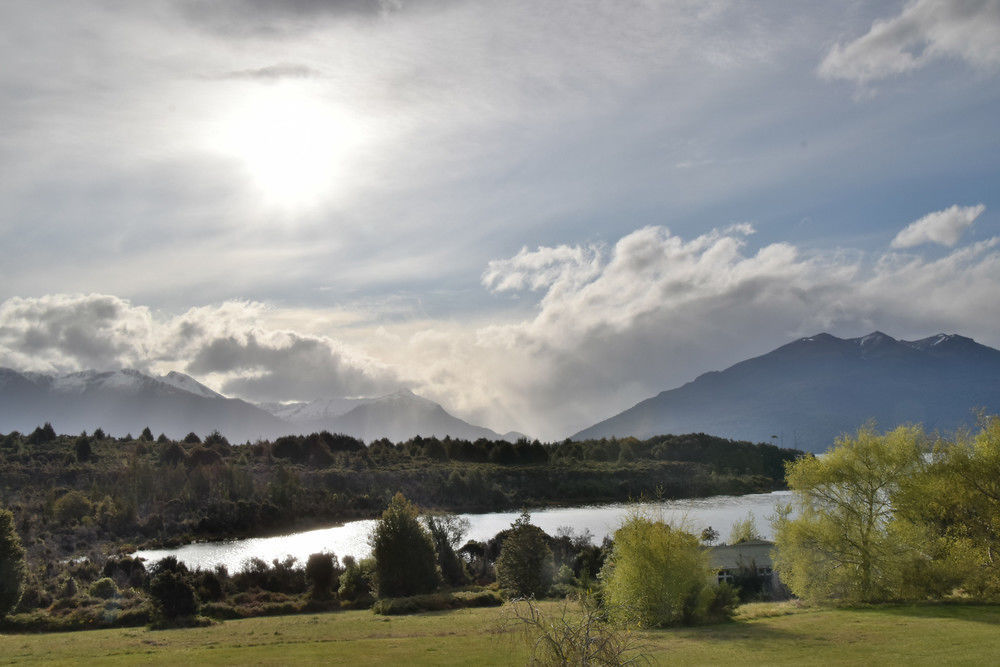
3,602,999,665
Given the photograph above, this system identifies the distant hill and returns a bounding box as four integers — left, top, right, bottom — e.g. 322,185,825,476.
571,332,1000,452
0,368,520,443
255,389,516,443
0,368,284,442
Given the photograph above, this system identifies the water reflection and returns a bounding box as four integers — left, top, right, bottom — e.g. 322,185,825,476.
135,490,791,572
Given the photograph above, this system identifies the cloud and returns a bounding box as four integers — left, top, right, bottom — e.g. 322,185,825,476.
179,0,406,37
186,332,396,401
891,203,985,248
819,0,1000,84
0,294,155,373
3,210,1000,440
0,294,397,402
220,63,322,80
454,218,1000,438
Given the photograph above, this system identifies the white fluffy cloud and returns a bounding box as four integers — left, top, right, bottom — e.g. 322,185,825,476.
458,218,1000,438
3,208,1000,440
891,203,985,248
819,0,1000,84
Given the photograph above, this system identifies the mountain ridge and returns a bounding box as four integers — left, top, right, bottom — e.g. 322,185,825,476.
572,332,1000,452
0,367,522,443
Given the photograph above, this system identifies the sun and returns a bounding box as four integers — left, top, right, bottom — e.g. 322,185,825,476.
213,86,364,209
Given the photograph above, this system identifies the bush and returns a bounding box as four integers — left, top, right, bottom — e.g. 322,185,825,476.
53,490,92,525
0,509,27,617
370,493,440,598
149,570,197,620
599,514,714,627
305,552,338,599
495,596,648,665
89,577,119,599
495,511,554,598
338,557,373,604
371,590,503,615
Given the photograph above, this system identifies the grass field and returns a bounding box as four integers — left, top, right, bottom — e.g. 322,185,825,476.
3,602,999,665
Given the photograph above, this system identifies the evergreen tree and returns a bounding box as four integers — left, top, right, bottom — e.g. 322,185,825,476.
370,493,440,598
0,508,27,617
496,511,554,598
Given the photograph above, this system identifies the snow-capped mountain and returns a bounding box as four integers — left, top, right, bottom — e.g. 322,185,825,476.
572,332,1000,453
0,368,284,442
0,368,522,444
157,371,224,399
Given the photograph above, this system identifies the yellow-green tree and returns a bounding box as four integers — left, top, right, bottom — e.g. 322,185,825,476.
903,416,1000,599
772,424,928,603
600,514,716,627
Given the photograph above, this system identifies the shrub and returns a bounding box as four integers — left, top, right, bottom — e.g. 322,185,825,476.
729,513,763,544
370,493,440,598
0,509,27,617
495,596,648,665
53,490,92,524
89,577,119,599
600,514,714,627
74,436,92,462
495,511,554,598
149,571,197,620
305,552,338,599
338,557,373,604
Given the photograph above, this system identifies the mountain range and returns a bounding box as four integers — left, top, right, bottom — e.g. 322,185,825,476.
0,368,520,443
572,332,1000,452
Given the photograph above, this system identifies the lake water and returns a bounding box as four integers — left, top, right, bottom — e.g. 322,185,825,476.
134,490,792,572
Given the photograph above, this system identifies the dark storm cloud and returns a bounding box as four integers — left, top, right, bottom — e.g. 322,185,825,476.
0,294,153,372
186,333,397,401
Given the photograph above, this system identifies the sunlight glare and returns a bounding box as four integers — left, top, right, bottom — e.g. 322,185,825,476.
215,87,364,209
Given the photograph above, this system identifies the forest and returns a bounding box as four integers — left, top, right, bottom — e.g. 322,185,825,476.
0,424,800,632
0,425,799,563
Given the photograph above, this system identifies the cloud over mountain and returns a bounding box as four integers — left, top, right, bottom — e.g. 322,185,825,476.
0,294,397,402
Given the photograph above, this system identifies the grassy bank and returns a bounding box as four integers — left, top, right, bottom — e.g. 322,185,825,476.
3,602,999,665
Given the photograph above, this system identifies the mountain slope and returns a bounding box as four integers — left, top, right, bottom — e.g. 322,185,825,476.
1,367,520,444
0,368,285,442
258,389,508,442
572,332,1000,452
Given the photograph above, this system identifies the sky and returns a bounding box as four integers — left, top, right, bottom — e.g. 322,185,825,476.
1,0,999,439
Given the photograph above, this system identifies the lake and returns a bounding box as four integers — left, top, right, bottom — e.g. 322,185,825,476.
134,490,792,572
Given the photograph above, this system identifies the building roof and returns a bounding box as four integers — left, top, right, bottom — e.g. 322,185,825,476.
708,540,774,570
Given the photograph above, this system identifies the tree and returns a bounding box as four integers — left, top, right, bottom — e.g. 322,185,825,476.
74,435,92,462
305,552,338,599
495,511,554,598
599,514,716,627
0,508,27,617
27,422,57,445
700,526,720,545
728,513,763,544
901,416,1000,599
772,424,927,603
53,490,92,524
149,570,197,620
370,493,440,598
424,514,470,587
